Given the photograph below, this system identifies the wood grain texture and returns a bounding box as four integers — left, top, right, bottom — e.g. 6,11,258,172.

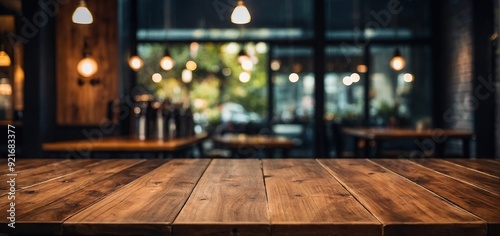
318,159,486,236
56,0,118,125
0,159,145,235
373,159,500,236
64,159,210,235
173,159,270,236
445,159,500,177
0,159,98,191
43,133,208,152
412,159,500,196
263,159,381,236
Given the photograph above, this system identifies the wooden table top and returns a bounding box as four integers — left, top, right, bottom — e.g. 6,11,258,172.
42,133,208,152
343,127,474,140
213,134,295,149
1,158,499,236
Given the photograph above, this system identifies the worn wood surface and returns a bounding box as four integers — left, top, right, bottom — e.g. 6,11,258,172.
0,159,498,236
65,159,209,235
263,159,381,236
318,159,486,236
43,133,208,152
373,159,500,236
445,159,500,177
413,159,500,196
173,159,270,236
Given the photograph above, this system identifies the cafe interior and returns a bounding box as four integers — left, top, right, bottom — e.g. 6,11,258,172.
0,0,499,235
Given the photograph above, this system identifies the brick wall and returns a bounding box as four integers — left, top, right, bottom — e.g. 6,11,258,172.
442,0,474,155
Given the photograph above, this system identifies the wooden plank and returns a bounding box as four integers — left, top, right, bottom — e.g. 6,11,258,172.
445,159,500,178
413,159,500,196
173,159,269,236
64,159,210,235
318,159,486,236
373,159,500,236
263,159,381,236
0,159,67,175
0,159,99,191
0,159,147,235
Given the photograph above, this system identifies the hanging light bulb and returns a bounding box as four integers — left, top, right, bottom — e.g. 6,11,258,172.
72,0,93,24
390,49,406,71
0,49,11,67
231,0,251,24
160,49,174,71
128,54,143,71
77,56,98,78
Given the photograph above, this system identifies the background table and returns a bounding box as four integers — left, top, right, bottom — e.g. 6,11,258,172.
42,133,208,158
1,158,499,235
213,134,295,157
343,128,474,158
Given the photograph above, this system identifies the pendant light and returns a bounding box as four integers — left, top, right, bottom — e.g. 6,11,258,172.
129,54,143,71
231,1,251,24
77,39,98,78
72,0,93,24
160,48,174,71
390,48,405,71
0,45,11,67
237,48,250,64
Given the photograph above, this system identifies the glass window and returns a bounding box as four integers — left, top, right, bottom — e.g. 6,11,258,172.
271,46,314,157
369,45,432,127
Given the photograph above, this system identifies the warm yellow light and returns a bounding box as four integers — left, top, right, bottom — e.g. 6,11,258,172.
237,49,250,65
239,71,250,83
241,60,254,71
0,50,11,67
350,73,360,83
77,57,98,77
231,1,251,24
403,73,414,82
182,69,193,83
128,55,143,71
270,60,281,71
390,49,406,71
160,56,174,71
152,73,162,83
289,73,299,83
342,76,352,86
357,64,368,73
186,60,197,71
0,78,12,95
72,0,93,24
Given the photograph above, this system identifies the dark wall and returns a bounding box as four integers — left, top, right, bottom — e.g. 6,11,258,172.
438,0,496,158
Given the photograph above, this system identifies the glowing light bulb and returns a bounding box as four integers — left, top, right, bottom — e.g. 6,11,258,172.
231,1,251,24
357,64,368,73
239,72,250,83
160,56,174,71
128,55,143,71
350,73,360,83
403,73,414,82
390,49,406,71
182,69,193,83
342,76,352,86
270,60,281,71
152,73,162,83
186,60,197,71
241,60,254,71
0,50,11,67
72,0,93,24
77,57,98,77
289,73,299,83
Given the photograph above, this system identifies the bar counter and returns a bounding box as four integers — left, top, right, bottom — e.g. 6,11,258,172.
1,158,499,236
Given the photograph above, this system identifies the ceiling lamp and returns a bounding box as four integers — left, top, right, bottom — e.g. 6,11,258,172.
237,49,250,64
231,1,251,24
160,49,174,71
128,54,143,71
0,48,11,67
72,0,93,24
390,49,406,71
